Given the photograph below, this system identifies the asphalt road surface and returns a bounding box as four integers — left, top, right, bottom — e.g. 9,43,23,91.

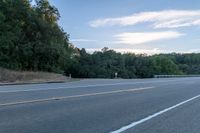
0,78,200,133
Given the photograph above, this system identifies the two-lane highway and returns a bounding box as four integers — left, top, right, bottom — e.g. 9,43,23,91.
0,78,200,133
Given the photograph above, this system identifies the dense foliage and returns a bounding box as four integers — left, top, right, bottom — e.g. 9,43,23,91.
1,0,200,78
66,48,200,78
0,0,76,72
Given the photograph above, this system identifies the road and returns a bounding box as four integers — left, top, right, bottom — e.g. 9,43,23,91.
0,78,200,133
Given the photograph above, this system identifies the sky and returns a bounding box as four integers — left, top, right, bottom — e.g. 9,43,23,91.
47,0,200,54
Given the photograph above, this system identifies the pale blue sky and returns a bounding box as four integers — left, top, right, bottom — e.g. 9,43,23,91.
48,0,200,54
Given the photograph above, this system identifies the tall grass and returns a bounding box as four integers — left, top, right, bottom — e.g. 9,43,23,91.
0,67,68,83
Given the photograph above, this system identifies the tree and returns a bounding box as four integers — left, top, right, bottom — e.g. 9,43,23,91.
0,0,76,73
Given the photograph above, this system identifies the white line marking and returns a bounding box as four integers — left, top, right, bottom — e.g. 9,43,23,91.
0,79,190,93
110,94,200,133
0,86,154,107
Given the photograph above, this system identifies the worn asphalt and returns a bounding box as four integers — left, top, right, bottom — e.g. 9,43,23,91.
0,78,200,133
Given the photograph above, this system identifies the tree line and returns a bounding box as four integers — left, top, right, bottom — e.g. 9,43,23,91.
1,0,200,78
66,48,200,78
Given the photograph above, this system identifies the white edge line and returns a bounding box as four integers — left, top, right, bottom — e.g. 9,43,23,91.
0,86,154,107
110,94,200,133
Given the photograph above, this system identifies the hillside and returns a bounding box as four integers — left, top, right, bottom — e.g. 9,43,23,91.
0,67,69,84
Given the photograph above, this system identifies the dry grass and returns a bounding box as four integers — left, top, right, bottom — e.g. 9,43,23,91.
0,67,70,84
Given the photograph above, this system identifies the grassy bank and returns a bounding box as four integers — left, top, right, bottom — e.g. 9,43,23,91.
0,68,70,84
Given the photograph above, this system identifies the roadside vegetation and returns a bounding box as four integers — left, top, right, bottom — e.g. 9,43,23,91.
0,67,68,83
67,48,200,78
1,0,200,79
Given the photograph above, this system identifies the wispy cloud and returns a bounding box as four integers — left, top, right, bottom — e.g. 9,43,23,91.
188,49,200,53
86,48,161,55
113,31,184,45
86,48,200,55
90,10,200,28
71,39,97,42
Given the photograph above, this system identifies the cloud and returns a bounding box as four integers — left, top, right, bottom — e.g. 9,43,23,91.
70,39,97,42
188,49,200,53
86,48,161,55
86,48,200,55
89,10,200,28
113,31,184,45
